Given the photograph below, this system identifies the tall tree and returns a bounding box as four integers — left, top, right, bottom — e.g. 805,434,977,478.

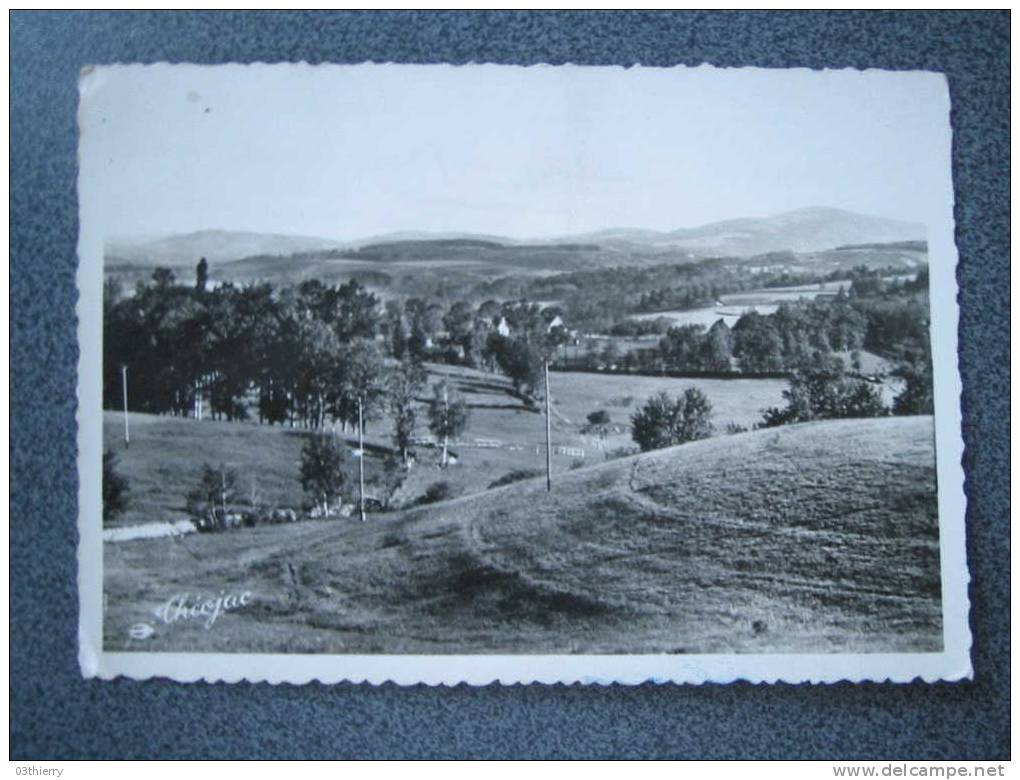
195,257,209,292
294,318,342,428
427,380,470,467
404,298,429,358
486,333,543,394
330,280,380,341
299,434,347,517
443,300,475,360
486,311,569,397
258,294,301,425
733,311,785,373
477,299,502,326
388,359,426,467
660,324,706,370
384,299,407,359
332,338,387,432
700,319,734,372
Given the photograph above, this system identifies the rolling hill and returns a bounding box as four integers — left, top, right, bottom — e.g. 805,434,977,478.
658,206,924,255
105,207,926,279
104,416,942,655
741,241,928,274
106,229,345,267
559,207,924,256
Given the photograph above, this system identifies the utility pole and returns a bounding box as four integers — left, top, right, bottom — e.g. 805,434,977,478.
121,364,130,447
442,382,449,468
544,358,552,492
358,395,366,522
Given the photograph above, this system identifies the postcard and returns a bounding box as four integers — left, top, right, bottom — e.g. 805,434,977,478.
77,63,970,684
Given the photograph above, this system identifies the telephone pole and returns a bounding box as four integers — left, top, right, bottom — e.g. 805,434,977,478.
358,395,366,522
442,382,449,468
121,364,130,447
544,358,552,492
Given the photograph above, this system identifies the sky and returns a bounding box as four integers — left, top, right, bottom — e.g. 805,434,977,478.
79,64,953,241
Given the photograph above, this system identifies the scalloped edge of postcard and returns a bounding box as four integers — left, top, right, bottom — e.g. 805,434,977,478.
76,63,972,687
81,648,974,687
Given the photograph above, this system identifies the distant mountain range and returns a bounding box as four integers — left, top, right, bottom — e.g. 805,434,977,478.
106,230,347,267
607,207,925,256
105,207,925,269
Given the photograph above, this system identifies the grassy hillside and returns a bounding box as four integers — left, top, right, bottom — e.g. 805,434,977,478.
102,413,312,528
102,366,789,525
104,416,942,655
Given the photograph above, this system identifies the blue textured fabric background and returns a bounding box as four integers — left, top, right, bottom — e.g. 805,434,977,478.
10,11,1009,759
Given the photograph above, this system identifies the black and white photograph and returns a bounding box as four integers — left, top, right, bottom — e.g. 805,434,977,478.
76,64,969,684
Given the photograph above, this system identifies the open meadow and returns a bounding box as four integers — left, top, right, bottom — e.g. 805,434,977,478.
103,364,791,525
103,416,942,654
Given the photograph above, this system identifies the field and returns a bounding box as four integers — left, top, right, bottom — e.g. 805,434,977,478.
626,277,902,329
104,365,789,525
103,416,942,654
103,413,312,529
630,305,778,329
625,284,829,328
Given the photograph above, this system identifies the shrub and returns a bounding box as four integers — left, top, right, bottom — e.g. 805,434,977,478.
892,357,934,415
604,446,640,461
186,463,240,532
102,450,129,523
631,388,715,452
487,469,544,489
761,363,888,428
583,409,612,437
369,454,406,510
419,481,456,505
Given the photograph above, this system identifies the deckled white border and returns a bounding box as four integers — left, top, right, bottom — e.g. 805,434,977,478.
76,64,972,685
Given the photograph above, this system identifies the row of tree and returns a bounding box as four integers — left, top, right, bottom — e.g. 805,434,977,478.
104,373,473,528
105,270,381,426
299,375,471,519
554,280,932,385
473,257,870,334
626,350,931,460
105,267,561,427
106,260,931,423
640,297,872,375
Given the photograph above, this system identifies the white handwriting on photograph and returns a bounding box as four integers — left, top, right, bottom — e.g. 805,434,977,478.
154,591,253,630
